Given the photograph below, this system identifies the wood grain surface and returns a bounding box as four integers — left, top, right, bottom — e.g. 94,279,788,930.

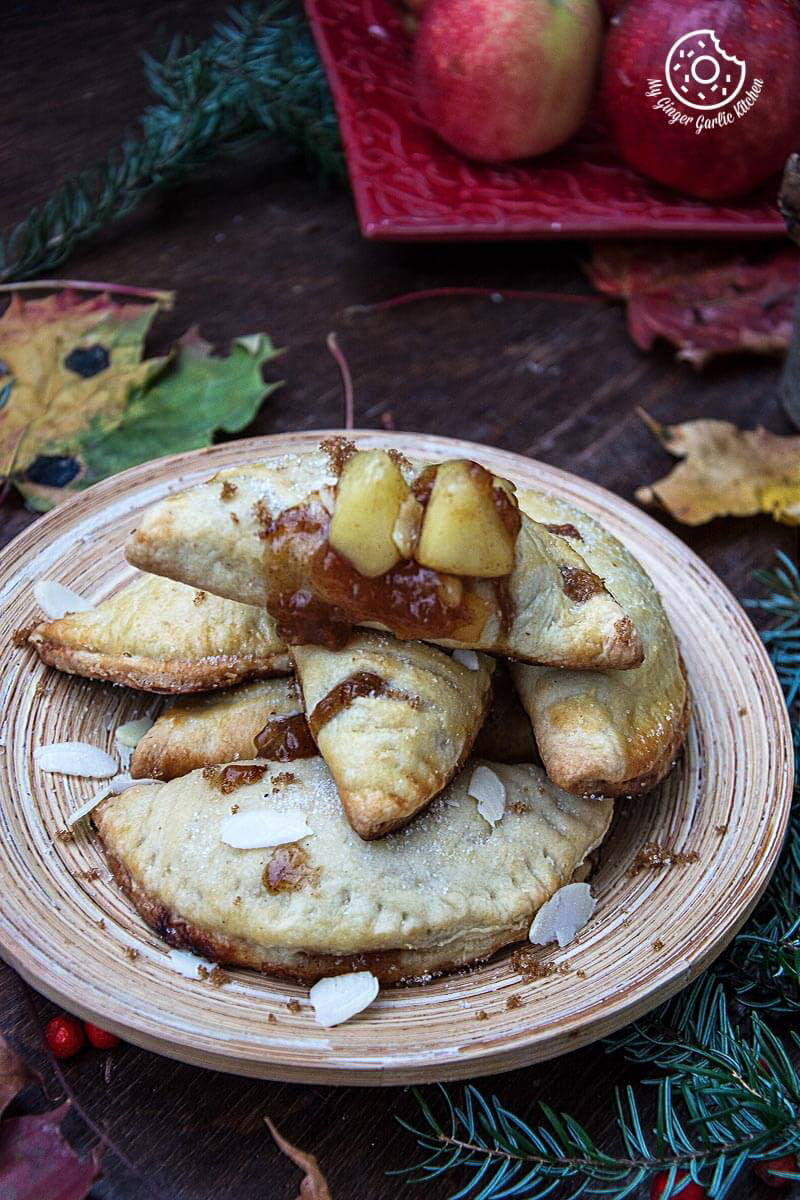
1,1,799,1197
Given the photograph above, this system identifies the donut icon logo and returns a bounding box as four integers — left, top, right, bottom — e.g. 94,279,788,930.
665,29,747,111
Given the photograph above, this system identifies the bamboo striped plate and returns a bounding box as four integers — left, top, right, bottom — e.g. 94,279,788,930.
0,432,792,1085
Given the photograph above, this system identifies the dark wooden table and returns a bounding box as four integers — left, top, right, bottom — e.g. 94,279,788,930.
2,3,799,1197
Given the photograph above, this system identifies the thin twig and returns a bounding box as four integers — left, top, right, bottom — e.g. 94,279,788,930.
326,332,354,429
345,286,607,316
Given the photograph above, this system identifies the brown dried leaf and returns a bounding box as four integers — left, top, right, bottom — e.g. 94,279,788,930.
0,1101,100,1199
589,244,800,369
265,1116,332,1199
636,410,800,526
0,1035,38,1119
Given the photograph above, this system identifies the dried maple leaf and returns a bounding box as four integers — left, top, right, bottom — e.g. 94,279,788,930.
0,288,283,510
636,410,800,526
0,290,168,481
265,1116,332,1199
0,1035,38,1119
588,244,800,369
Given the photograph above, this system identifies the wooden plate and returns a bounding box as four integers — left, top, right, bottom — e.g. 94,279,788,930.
0,432,792,1085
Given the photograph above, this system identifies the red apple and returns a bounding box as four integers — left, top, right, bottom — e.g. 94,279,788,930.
413,0,604,162
603,0,800,200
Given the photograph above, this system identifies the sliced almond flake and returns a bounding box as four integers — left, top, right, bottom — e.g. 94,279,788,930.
220,809,311,850
452,649,480,670
166,949,217,979
33,580,94,619
309,971,379,1027
115,718,154,748
529,882,596,949
467,764,506,827
35,742,117,778
65,773,160,826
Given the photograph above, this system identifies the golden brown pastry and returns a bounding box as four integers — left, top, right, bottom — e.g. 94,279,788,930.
126,445,642,671
291,631,493,838
94,757,613,983
29,574,290,693
510,492,689,798
131,678,307,781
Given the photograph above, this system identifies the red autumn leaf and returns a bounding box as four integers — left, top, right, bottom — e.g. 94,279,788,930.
588,243,800,369
0,1102,99,1199
265,1116,332,1199
0,1033,99,1200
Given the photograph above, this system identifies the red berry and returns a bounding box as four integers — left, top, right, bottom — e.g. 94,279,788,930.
754,1155,799,1189
45,1014,84,1060
83,1022,120,1050
651,1172,706,1200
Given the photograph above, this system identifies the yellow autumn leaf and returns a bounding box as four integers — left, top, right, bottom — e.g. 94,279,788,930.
0,290,169,479
635,409,800,526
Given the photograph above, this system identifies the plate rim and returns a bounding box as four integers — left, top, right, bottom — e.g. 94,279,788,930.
0,430,793,1085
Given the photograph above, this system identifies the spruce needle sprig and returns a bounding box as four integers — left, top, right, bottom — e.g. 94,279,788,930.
0,3,343,283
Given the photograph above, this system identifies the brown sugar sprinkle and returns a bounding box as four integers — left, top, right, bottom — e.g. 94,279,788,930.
560,565,605,604
209,966,231,987
203,763,267,794
56,828,75,843
77,867,104,881
286,999,302,1014
124,947,139,961
387,447,411,470
510,801,529,815
267,1013,278,1025
97,918,106,930
193,590,206,606
511,947,570,982
272,772,299,792
220,480,237,500
320,435,357,476
506,993,522,1010
652,939,665,952
475,1010,489,1021
233,895,242,907
715,824,728,836
230,512,240,525
230,803,239,814
12,625,35,648
738,707,748,717
576,969,587,979
628,842,700,877
614,616,637,647
263,845,320,894
197,965,210,980
545,522,583,541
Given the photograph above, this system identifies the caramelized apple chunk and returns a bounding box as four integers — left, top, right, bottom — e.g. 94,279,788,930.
416,460,518,577
328,450,408,578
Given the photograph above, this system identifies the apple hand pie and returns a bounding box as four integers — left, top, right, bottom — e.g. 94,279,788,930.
126,444,643,670
93,757,613,984
29,573,290,693
510,492,689,798
131,678,309,781
291,631,493,838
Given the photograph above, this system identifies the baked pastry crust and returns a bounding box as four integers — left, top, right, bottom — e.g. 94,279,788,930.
511,492,689,798
29,574,290,693
125,447,643,671
131,678,302,781
291,631,493,838
93,758,613,984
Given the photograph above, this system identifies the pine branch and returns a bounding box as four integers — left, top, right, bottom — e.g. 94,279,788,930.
0,3,343,283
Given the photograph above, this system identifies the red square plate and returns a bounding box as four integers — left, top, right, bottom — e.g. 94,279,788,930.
306,0,785,240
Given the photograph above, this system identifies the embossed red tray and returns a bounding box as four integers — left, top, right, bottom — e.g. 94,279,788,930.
306,0,785,241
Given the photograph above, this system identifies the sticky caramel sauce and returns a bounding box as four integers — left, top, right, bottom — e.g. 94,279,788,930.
560,565,605,603
254,714,317,762
308,670,416,737
203,764,267,794
545,522,582,541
